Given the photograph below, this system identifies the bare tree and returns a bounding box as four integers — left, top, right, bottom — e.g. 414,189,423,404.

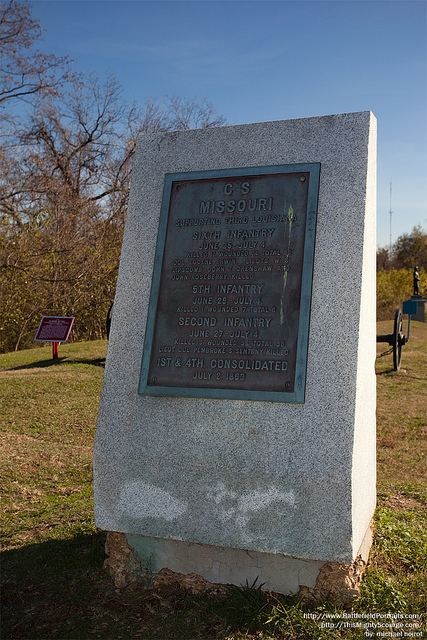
0,0,70,116
0,73,131,349
165,95,227,130
0,2,227,351
0,75,227,351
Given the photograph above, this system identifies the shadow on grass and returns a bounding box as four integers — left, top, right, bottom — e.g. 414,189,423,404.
6,357,106,371
376,367,425,380
1,531,112,639
1,532,228,640
63,357,106,368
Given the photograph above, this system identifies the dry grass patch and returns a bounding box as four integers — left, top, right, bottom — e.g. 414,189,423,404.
376,320,427,500
1,331,426,639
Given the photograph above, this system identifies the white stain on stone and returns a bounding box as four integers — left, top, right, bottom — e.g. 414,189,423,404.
206,482,237,504
206,483,296,542
238,488,296,513
218,508,237,524
117,482,187,521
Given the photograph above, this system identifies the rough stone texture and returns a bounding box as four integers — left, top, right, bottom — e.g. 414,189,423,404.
103,531,226,594
104,531,141,589
298,556,368,606
104,529,369,604
152,568,226,595
94,112,377,594
126,532,325,594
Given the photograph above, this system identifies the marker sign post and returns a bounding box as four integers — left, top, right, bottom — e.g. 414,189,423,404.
34,316,75,359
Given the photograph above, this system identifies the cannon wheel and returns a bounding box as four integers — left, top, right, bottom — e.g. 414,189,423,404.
392,308,404,371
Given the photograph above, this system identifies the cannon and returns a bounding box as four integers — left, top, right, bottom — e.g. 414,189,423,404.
106,298,418,370
376,299,418,371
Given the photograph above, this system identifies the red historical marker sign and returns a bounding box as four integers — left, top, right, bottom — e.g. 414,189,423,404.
35,316,75,343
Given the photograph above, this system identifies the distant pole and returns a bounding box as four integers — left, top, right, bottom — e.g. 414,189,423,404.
389,181,393,253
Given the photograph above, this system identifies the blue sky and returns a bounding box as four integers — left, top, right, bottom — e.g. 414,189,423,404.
30,0,426,248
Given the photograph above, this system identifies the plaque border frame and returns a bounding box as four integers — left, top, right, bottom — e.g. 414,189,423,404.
34,316,75,343
138,163,320,403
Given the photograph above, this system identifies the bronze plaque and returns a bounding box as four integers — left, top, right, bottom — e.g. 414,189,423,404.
139,164,319,403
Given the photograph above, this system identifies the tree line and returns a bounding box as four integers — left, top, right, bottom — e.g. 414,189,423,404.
377,225,426,272
1,2,425,352
377,226,426,321
0,0,226,352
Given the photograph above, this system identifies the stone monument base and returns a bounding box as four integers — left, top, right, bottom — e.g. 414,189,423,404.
103,523,373,604
410,296,426,323
94,113,377,607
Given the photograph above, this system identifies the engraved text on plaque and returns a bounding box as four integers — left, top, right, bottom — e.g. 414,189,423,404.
139,164,319,402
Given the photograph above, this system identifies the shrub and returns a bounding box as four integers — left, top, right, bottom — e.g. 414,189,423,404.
377,268,426,321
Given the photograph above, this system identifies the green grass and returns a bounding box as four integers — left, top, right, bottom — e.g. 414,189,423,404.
1,327,426,639
375,318,427,502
